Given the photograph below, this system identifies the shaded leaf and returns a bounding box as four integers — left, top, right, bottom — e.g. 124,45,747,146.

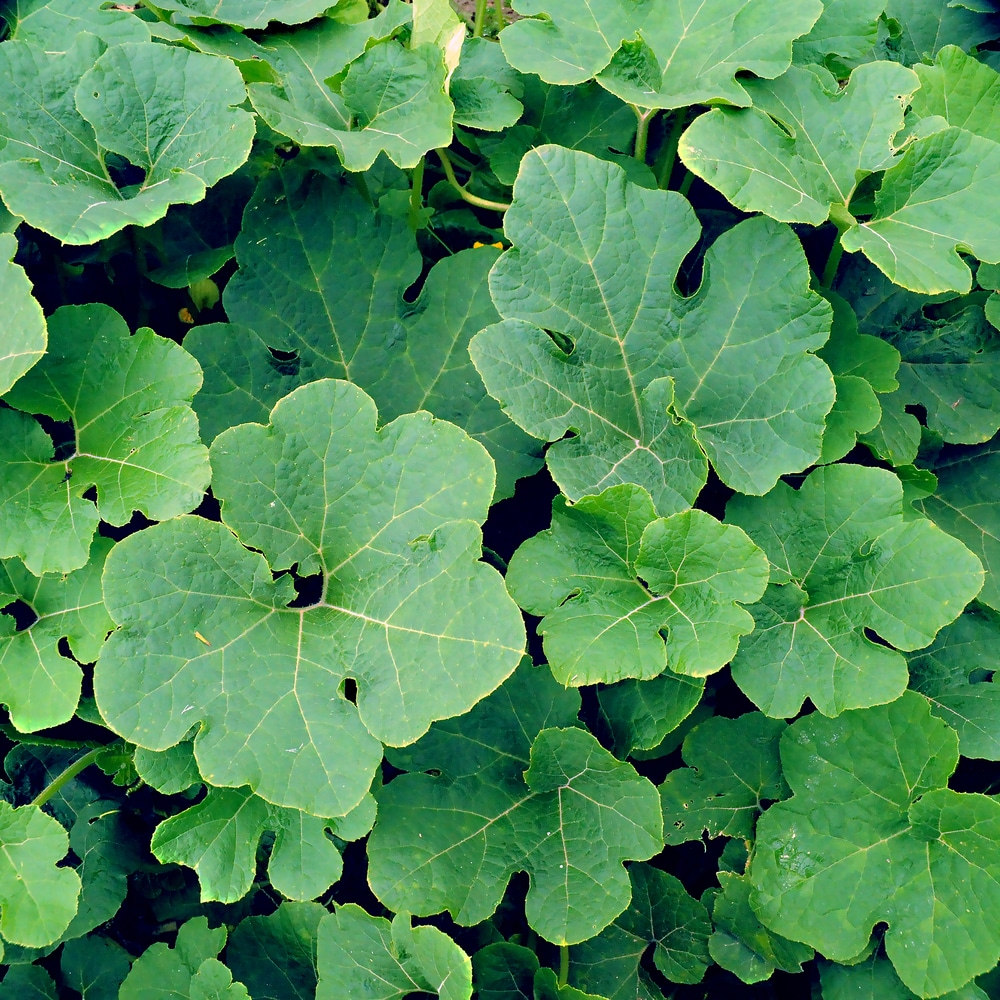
60,935,131,1000
506,484,768,685
95,379,524,817
819,952,990,1000
751,691,1000,997
368,663,662,944
0,966,57,999
0,304,210,576
727,464,983,717
470,145,834,504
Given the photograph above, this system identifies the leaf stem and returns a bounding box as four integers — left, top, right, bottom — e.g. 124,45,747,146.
493,0,506,32
436,149,511,212
473,0,488,37
31,746,105,809
821,231,844,289
0,722,103,751
677,169,694,199
482,545,508,573
409,155,426,231
655,108,690,189
558,944,570,988
631,105,657,164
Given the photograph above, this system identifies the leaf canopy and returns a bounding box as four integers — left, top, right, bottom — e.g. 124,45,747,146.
95,379,524,817
751,691,1000,997
727,464,983,717
0,38,253,244
470,145,834,505
367,663,662,944
1,0,151,46
141,0,342,28
506,484,768,685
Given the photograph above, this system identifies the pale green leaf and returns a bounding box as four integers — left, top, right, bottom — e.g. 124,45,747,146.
0,303,210,576
451,36,524,131
751,691,1000,997
470,145,834,504
792,0,886,66
2,0,150,46
317,906,472,1000
570,864,710,994
915,441,1000,611
412,0,465,82
0,801,79,947
912,45,1000,142
727,464,984,717
368,663,662,944
0,38,253,244
227,903,324,1000
0,538,113,732
659,713,787,846
708,872,812,984
142,0,345,28
679,62,918,227
95,379,524,817
187,164,541,500
506,484,769,685
151,784,374,902
841,127,1000,294
0,232,45,396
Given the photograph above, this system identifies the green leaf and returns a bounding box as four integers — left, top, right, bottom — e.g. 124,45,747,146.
659,713,787,846
0,303,210,576
470,145,834,503
187,165,541,500
0,966,57,999
911,46,1000,142
679,62,917,227
595,674,705,759
506,485,768,685
143,0,343,28
792,0,885,66
95,378,524,817
819,953,989,1000
821,376,882,464
119,917,248,1000
150,784,374,902
2,0,150,45
452,37,524,131
841,127,1000,294
317,905,472,1000
883,0,999,64
908,610,1000,760
60,935,131,1000
0,538,112,732
0,801,80,947
727,464,984,717
227,903,324,1000
751,691,1000,997
368,663,662,944
708,871,813,984
250,34,453,170
915,441,1000,611
133,740,202,795
859,392,922,467
0,232,45,396
0,38,253,244
570,864,710,995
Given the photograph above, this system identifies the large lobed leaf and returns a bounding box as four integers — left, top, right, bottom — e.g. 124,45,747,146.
470,145,835,507
727,464,983,717
0,231,46,396
95,379,524,817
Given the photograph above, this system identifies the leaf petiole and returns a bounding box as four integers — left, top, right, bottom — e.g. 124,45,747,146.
436,149,511,212
558,943,569,987
31,745,106,808
632,105,657,164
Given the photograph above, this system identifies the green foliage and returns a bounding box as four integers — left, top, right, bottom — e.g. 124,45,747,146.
2,1,1000,996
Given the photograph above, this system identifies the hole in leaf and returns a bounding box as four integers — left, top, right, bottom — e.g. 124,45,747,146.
267,346,300,377
105,152,147,195
98,509,155,542
863,627,895,649
905,402,928,424
2,599,37,631
57,636,73,660
34,414,76,461
191,489,221,522
82,485,98,502
341,678,357,704
545,328,574,354
288,570,323,608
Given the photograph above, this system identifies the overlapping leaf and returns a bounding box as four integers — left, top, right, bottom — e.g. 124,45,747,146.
679,62,917,227
473,943,603,1000
142,0,345,28
0,801,80,948
0,304,210,576
569,864,711,996
60,935,131,1000
470,145,834,506
792,0,885,67
0,232,46,396
95,379,524,817
500,0,823,109
727,464,983,717
0,37,253,244
367,663,662,944
187,164,541,499
451,37,524,131
1,0,151,45
506,484,768,685
659,714,787,845
915,441,1000,611
911,45,1000,142
151,782,375,903
317,906,472,1000
751,692,1000,997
